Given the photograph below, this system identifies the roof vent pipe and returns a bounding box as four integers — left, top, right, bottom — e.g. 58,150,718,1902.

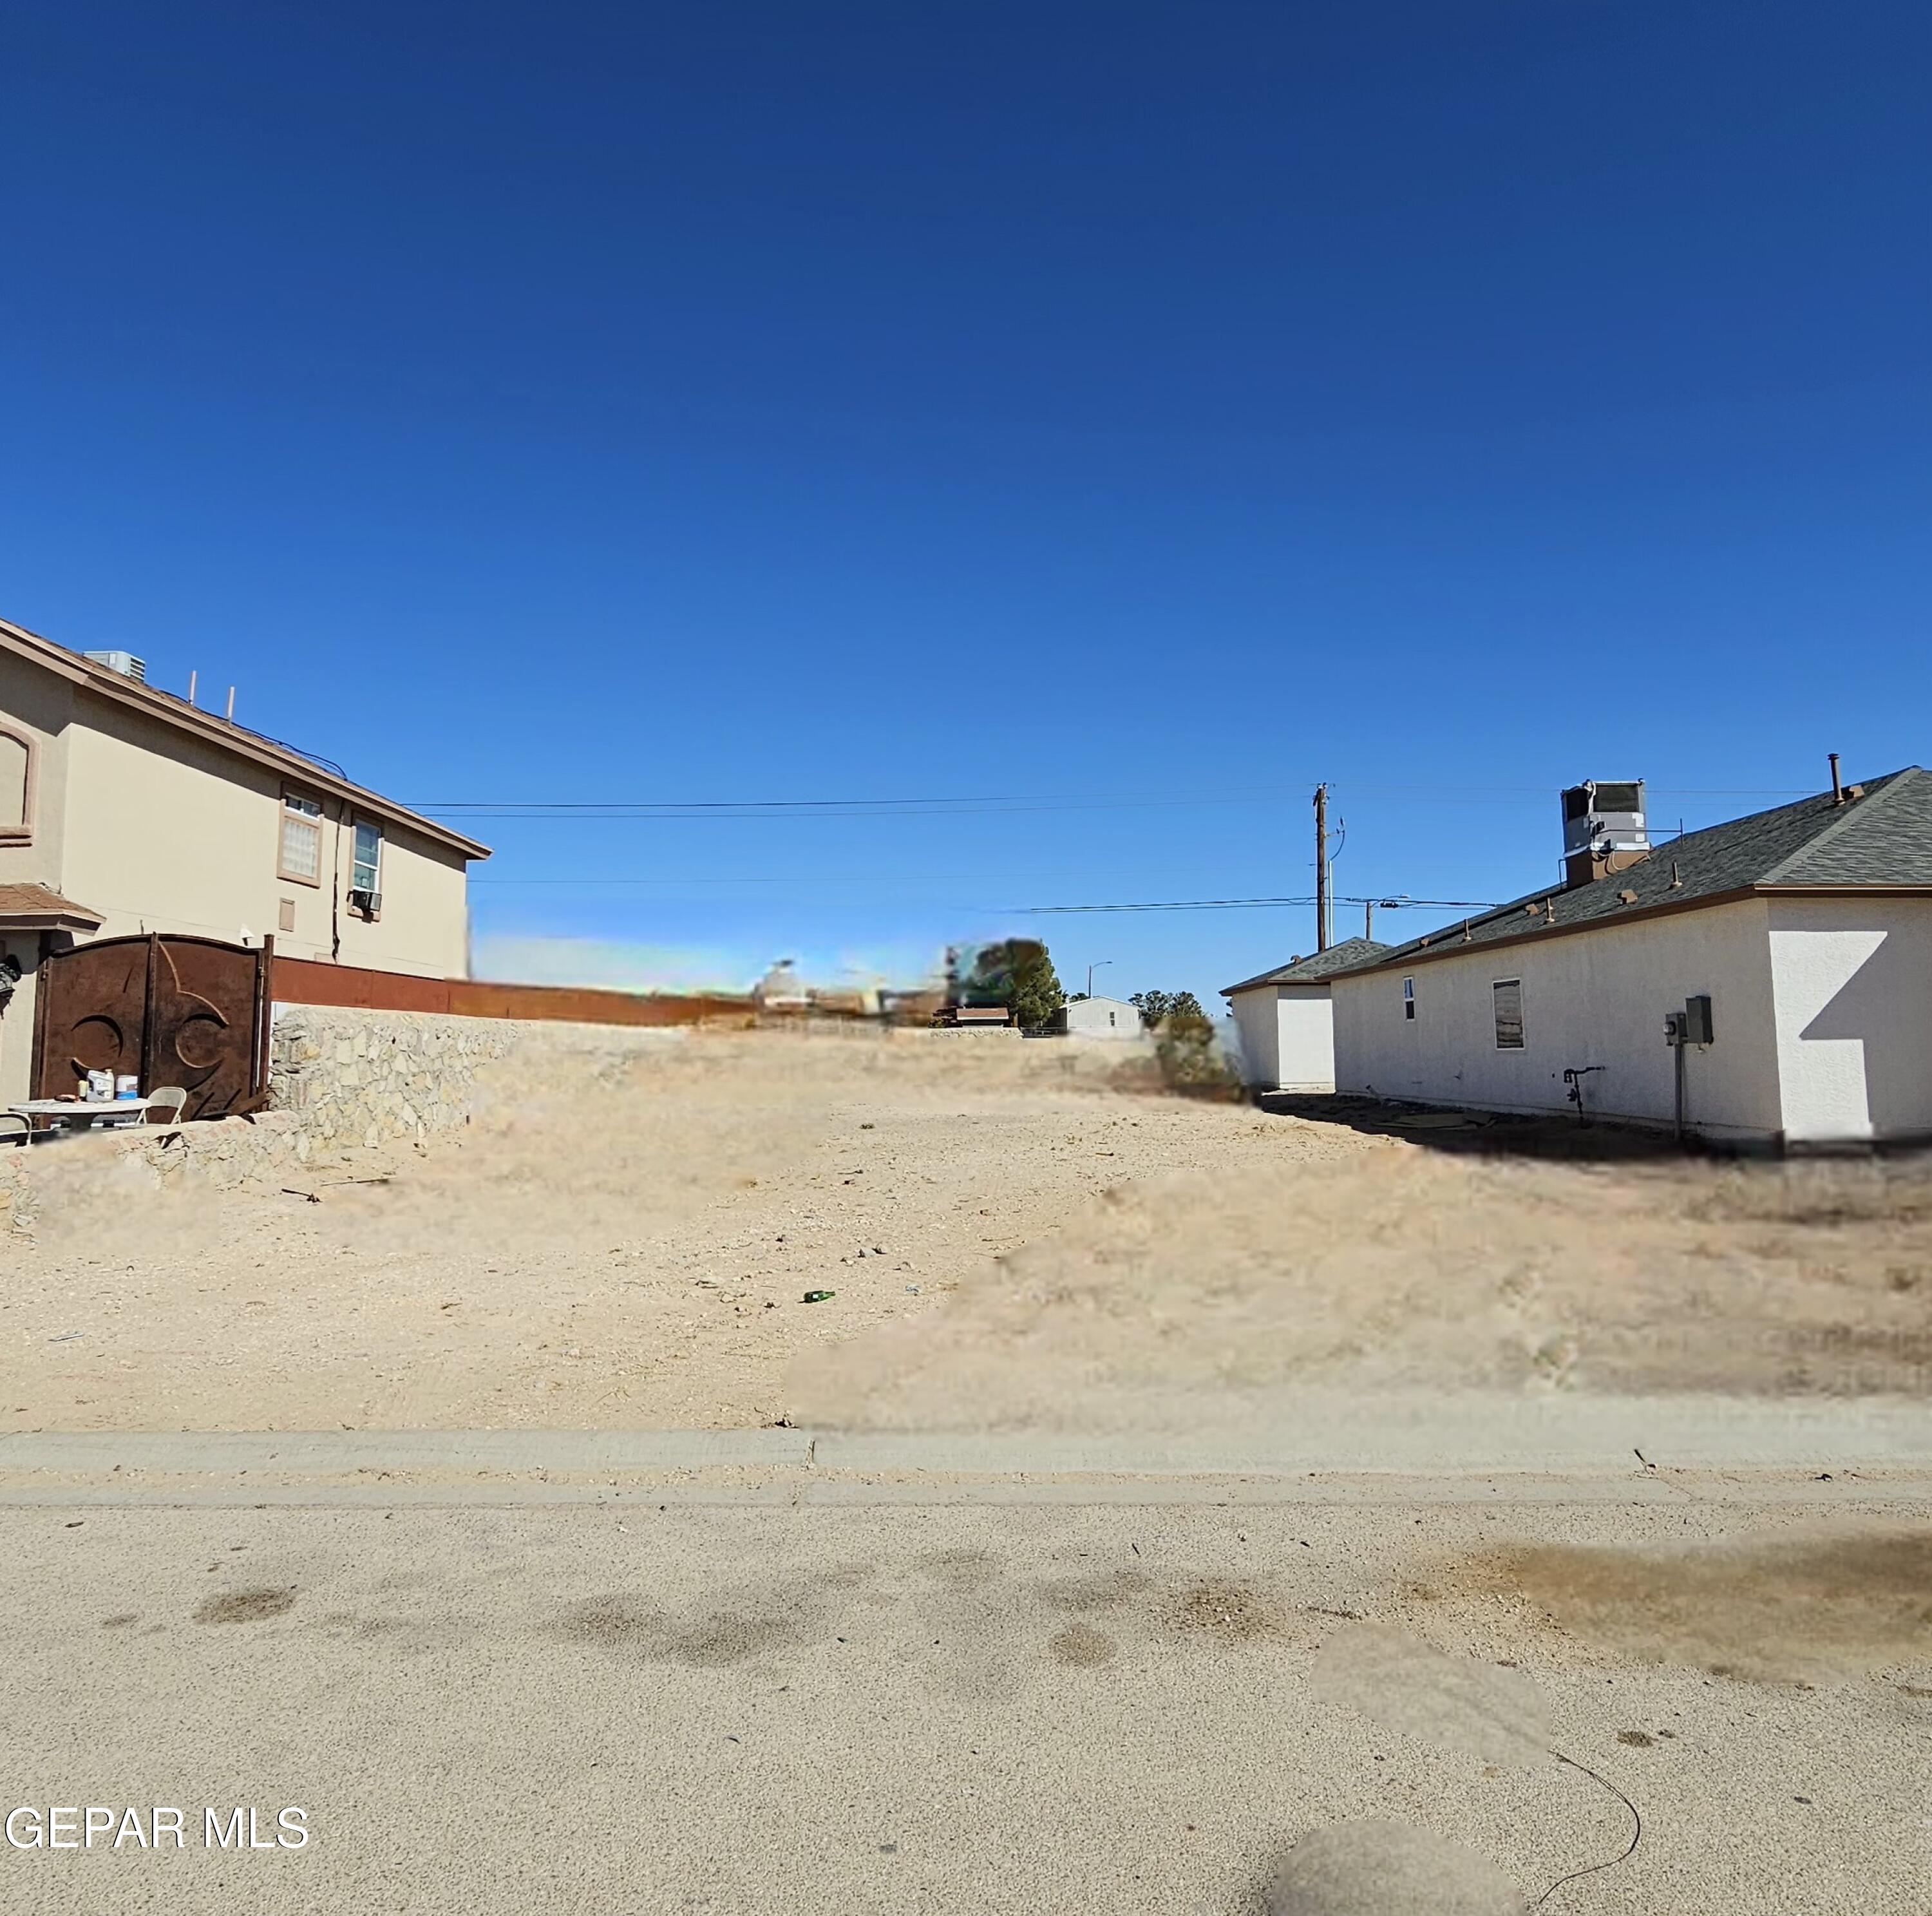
1829,753,1844,804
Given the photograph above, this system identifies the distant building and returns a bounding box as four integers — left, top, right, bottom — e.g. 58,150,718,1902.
935,1002,1013,1029
1220,939,1387,1091
1062,994,1144,1039
752,959,810,1008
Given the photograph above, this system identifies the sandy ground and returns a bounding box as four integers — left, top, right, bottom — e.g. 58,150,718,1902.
3,1027,1929,1432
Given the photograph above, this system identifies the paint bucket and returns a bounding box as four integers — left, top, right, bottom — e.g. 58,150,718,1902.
115,1076,140,1101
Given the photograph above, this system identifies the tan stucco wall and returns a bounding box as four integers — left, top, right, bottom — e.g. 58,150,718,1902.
0,652,76,1103
56,689,471,975
328,817,471,980
0,970,36,1105
0,650,74,894
0,659,475,1106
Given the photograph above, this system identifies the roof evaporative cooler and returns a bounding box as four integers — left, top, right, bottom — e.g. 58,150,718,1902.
1560,780,1649,886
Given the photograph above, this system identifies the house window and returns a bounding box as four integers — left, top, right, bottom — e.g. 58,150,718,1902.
0,728,30,842
1402,976,1415,1021
279,790,323,884
351,820,383,894
1493,978,1525,1050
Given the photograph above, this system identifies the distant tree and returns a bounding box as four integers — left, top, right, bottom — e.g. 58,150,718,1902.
962,938,1066,1031
1153,1008,1239,1097
1129,989,1238,1096
1130,989,1206,1029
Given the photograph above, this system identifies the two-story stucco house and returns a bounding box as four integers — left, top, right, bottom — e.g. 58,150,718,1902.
0,617,489,1104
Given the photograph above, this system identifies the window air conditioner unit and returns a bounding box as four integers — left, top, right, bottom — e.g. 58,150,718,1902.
347,889,382,920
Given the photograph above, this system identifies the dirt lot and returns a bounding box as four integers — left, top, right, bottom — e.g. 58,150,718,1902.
4,1027,1929,1432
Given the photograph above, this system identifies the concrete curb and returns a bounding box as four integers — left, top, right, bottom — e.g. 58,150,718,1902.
7,1475,1931,1510
0,1428,811,1473
5,1394,1932,1480
817,1396,1932,1474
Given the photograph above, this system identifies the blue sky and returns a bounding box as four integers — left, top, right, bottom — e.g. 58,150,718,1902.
5,3,1928,1005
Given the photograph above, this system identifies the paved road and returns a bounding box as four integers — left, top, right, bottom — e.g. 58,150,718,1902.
2,1455,1926,1914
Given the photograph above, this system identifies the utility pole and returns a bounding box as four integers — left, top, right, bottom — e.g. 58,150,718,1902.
1364,898,1373,942
1313,783,1329,953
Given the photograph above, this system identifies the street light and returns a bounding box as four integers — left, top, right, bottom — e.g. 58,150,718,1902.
1086,960,1113,998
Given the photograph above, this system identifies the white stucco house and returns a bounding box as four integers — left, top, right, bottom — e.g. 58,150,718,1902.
1221,938,1387,1091
1063,993,1144,1039
1324,768,1932,1149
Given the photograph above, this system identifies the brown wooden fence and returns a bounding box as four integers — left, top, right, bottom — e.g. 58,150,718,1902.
269,953,757,1029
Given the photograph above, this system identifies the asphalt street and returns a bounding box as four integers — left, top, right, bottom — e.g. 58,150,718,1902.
2,1463,1927,1915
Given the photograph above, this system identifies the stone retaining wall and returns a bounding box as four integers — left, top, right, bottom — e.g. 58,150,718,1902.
266,1003,686,1149
267,1004,523,1148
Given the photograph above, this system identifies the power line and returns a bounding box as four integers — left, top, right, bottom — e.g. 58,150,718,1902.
470,874,1075,886
464,872,1503,915
413,796,1303,822
410,786,1289,816
1014,894,1499,915
408,784,1813,822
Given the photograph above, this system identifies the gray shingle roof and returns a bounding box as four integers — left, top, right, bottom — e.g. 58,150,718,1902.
1341,766,1932,977
1222,936,1389,995
1768,768,1932,884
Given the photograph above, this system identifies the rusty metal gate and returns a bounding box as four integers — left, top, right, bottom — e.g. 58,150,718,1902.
32,934,270,1121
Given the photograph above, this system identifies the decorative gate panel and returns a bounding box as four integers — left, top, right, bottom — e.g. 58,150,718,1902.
33,934,269,1120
